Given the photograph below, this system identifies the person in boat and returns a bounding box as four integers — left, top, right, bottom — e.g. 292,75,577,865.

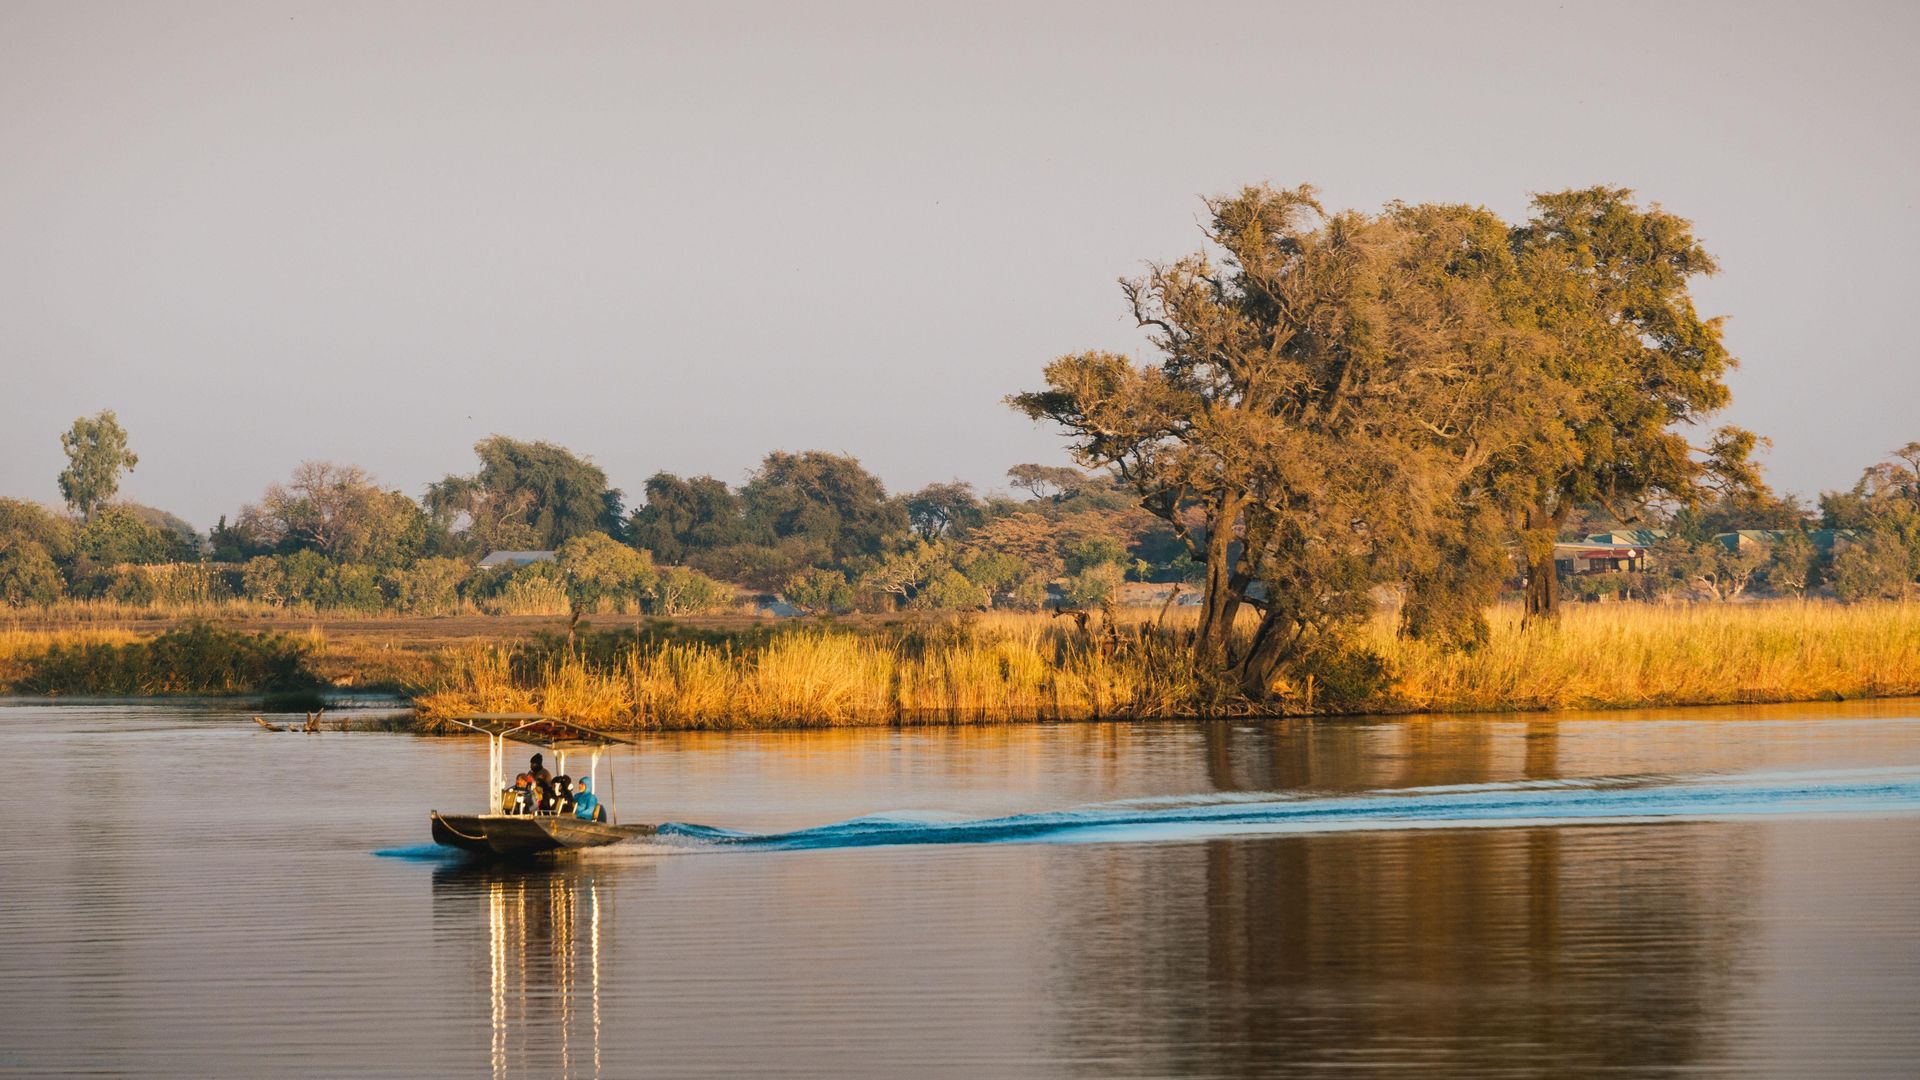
552,775,575,816
508,772,534,815
528,753,554,813
572,776,605,822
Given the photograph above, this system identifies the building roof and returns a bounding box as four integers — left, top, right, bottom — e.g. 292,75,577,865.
477,549,557,568
1714,529,1864,551
1584,529,1667,546
1554,542,1646,558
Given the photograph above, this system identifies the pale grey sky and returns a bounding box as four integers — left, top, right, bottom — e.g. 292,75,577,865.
2,0,1915,528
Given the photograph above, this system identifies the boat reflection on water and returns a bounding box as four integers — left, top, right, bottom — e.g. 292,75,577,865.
432,859,631,1080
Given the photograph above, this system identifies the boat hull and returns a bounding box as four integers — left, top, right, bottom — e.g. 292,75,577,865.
430,811,655,858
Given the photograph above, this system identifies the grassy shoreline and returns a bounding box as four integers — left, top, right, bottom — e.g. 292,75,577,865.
5,601,1919,726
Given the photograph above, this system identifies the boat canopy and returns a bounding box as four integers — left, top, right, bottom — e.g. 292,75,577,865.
443,713,635,750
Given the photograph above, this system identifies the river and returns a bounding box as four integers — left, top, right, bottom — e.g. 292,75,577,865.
4,699,1920,1077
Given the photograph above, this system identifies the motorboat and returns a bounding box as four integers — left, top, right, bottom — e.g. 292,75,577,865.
429,713,655,858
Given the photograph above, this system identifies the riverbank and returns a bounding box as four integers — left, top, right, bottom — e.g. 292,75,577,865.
4,601,1918,726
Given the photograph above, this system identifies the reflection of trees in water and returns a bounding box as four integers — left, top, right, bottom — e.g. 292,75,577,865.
1056,723,1761,1077
432,862,621,1080
1198,719,1507,795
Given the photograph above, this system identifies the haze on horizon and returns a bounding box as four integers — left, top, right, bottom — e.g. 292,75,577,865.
2,0,1915,529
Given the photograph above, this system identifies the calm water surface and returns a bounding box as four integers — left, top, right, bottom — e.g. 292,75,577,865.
4,700,1920,1078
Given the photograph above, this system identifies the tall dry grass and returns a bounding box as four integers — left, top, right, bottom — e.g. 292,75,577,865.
416,601,1920,728
415,613,1208,728
9,600,1919,724
1379,600,1920,711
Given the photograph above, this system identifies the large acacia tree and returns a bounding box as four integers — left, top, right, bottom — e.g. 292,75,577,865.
1014,185,1553,697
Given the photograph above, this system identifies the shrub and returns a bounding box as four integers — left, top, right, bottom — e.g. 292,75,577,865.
912,567,990,611
1832,536,1913,602
648,566,734,615
102,563,234,607
483,562,570,615
384,557,469,615
0,540,63,606
784,568,856,616
1062,563,1124,607
16,621,320,695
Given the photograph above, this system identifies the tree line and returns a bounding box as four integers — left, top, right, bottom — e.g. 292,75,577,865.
0,415,1191,618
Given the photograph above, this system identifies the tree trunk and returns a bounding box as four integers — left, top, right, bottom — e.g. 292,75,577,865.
1193,495,1244,670
1236,613,1291,700
1522,554,1558,623
1522,503,1566,625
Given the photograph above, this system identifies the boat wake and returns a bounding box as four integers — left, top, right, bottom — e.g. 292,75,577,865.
650,766,1920,853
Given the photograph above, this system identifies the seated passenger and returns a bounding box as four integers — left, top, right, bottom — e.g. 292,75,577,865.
572,777,605,822
509,772,534,815
552,775,575,816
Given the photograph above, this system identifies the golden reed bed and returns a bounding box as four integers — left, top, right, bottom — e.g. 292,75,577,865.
417,602,1920,729
6,602,1918,727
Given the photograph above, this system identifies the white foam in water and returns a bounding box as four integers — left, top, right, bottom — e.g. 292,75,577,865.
682,766,1920,853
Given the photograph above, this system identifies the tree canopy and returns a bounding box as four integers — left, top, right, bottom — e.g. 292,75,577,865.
1014,183,1748,696
626,473,750,563
739,451,907,565
241,461,428,566
57,411,138,520
427,436,621,552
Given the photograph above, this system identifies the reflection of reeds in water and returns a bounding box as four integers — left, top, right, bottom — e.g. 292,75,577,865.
416,602,1920,728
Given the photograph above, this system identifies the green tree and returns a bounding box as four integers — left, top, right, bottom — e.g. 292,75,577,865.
740,451,908,565
1506,187,1752,621
1765,532,1817,596
853,540,943,609
689,538,824,593
76,504,195,567
558,533,658,616
913,566,991,611
57,410,138,520
904,482,984,541
1006,464,1090,501
1063,536,1126,576
0,498,77,565
244,462,427,565
627,473,749,563
1821,443,1920,582
1061,562,1123,608
428,436,621,552
1831,535,1912,602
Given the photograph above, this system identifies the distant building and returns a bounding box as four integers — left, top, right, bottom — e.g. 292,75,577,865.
477,550,557,569
1712,529,1862,553
1554,543,1648,576
1585,529,1668,548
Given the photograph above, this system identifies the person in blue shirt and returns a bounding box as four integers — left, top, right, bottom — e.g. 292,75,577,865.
572,777,605,822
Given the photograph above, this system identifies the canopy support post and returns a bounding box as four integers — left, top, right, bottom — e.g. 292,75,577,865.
487,733,501,813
